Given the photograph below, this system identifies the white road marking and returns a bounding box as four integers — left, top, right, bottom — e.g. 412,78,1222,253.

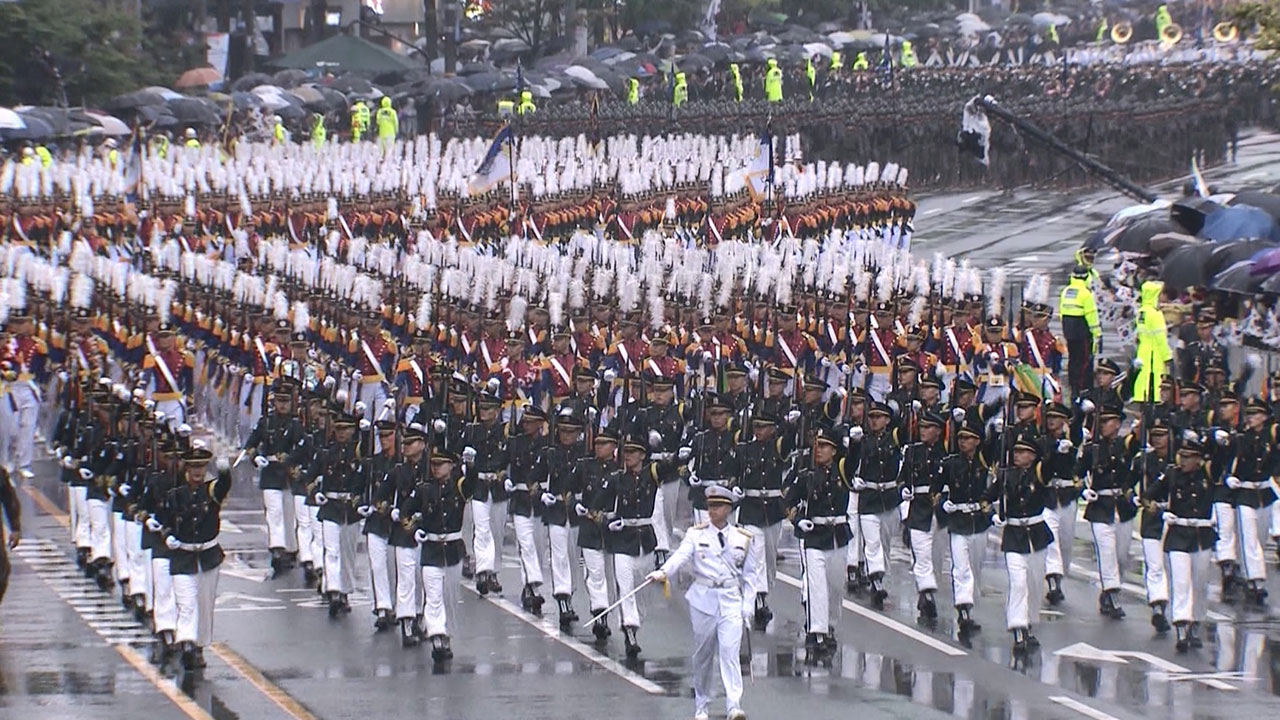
1049,695,1123,720
775,572,966,657
962,195,985,205
922,208,943,216
464,585,666,695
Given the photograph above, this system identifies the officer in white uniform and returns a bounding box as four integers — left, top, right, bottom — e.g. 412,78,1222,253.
649,484,755,720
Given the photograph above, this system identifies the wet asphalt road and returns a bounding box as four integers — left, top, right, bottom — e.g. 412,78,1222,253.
4,133,1280,720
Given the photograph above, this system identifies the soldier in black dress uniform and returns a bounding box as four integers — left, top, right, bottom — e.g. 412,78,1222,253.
988,435,1054,654
408,444,474,662
313,410,366,616
243,386,307,577
1136,418,1174,633
461,391,508,595
735,411,792,628
573,427,620,642
1222,397,1278,605
937,417,991,636
359,420,399,631
537,409,586,628
506,406,550,615
1148,439,1217,652
899,410,946,622
1041,401,1079,606
851,401,903,609
380,423,428,645
1080,402,1137,620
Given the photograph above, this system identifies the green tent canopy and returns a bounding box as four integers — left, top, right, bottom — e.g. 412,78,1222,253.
270,34,418,75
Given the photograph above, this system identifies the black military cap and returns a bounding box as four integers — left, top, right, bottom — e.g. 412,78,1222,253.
184,447,214,467
554,408,584,428
1013,390,1040,407
1178,438,1206,456
957,417,984,439
867,401,893,418
476,391,502,408
705,393,733,412
919,374,943,390
521,406,548,423
1095,358,1120,375
953,376,978,395
593,427,620,445
430,446,458,464
1148,418,1171,434
156,321,176,337
814,427,842,448
897,356,921,373
1046,402,1071,419
1244,397,1271,415
1099,403,1125,420
645,371,675,389
918,410,945,428
802,374,826,391
1012,436,1040,454
1217,390,1239,405
1178,381,1205,395
724,361,748,377
403,423,428,442
767,367,791,383
621,434,648,453
375,420,397,436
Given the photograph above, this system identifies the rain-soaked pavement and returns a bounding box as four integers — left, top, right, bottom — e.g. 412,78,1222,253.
4,131,1280,720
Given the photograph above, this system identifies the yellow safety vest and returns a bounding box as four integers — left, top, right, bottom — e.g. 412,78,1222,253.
627,79,639,105
729,65,743,102
852,52,869,70
312,120,326,149
764,67,782,102
672,75,687,107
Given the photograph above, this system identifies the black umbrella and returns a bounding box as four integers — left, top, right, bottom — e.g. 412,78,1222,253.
329,75,376,95
1110,215,1186,254
272,69,310,89
232,73,275,92
105,88,170,111
1159,244,1214,292
1207,239,1279,276
1228,191,1280,221
166,97,221,125
230,91,266,110
459,61,499,76
1262,272,1280,294
427,80,473,103
0,114,54,140
679,53,714,71
1209,260,1268,294
1170,197,1223,235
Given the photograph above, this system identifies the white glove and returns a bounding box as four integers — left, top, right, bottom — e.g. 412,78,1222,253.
678,446,692,461
608,518,625,532
486,377,501,394
391,508,401,522
951,407,966,423
1057,439,1073,454
702,351,714,364
1182,429,1198,443
1082,427,1093,442
354,401,367,416
58,370,69,382
991,515,1007,528
603,369,617,383
797,519,816,533
651,452,673,461
1081,399,1096,414
155,411,167,425
462,447,477,464
935,363,947,378
849,425,864,442
1130,494,1141,507
433,419,447,434
315,492,328,505
414,528,429,544
648,429,662,449
732,485,745,498
747,366,760,383
118,483,131,497
1082,488,1100,502
383,398,397,411
1226,475,1242,489
1132,358,1143,370
901,486,915,501
1163,511,1177,524
216,457,230,473
352,371,363,384
164,535,181,550
852,476,867,491
688,474,702,486
646,570,667,583
357,505,373,518
786,409,801,424
61,455,76,469
177,423,192,437
504,478,516,493
820,356,832,368
942,499,958,514
575,503,589,517
541,492,557,507
478,472,496,482
1214,429,1229,445
254,455,269,469
243,373,254,384
588,407,599,422
359,418,371,432
991,418,1003,433
79,467,93,481
911,400,922,413
146,517,163,533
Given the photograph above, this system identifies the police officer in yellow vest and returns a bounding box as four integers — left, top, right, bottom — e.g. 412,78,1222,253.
672,71,688,107
516,90,536,115
311,113,326,150
1059,265,1101,397
35,145,52,167
19,146,35,165
498,99,515,117
900,40,918,68
805,57,816,100
184,128,200,148
764,58,782,102
1132,279,1170,402
150,133,170,160
271,115,287,144
375,97,398,149
104,138,119,167
852,52,869,70
729,63,743,102
627,78,639,104
829,51,842,73
350,100,369,142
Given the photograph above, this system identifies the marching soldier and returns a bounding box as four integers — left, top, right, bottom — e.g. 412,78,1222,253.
243,385,307,577
139,434,182,663
461,391,509,595
1149,439,1216,652
734,411,791,628
938,417,990,636
1041,401,1080,606
574,427,621,642
162,448,232,671
409,443,473,662
634,373,687,563
142,321,193,432
1221,397,1277,605
313,409,367,616
359,420,400,631
899,410,946,622
506,406,550,615
785,427,853,663
1136,418,1174,633
989,436,1054,654
1080,402,1137,619
850,401,903,609
685,394,740,525
379,423,429,646
537,409,586,628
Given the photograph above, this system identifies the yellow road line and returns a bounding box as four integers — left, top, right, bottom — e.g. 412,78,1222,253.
23,482,69,525
210,643,318,720
115,645,216,720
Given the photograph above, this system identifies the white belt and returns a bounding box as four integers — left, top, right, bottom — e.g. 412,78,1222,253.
1095,488,1124,497
325,492,355,500
510,483,531,492
911,486,931,494
694,576,737,590
1166,517,1213,528
174,539,220,552
862,481,897,491
1004,516,1041,527
620,518,652,528
423,531,463,542
1237,480,1270,490
742,488,784,498
809,515,848,526
1050,479,1078,489
951,502,983,513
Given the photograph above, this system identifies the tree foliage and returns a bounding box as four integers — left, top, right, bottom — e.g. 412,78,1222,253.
0,0,196,107
1233,0,1280,50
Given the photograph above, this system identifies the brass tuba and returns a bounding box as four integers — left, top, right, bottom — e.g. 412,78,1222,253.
1110,21,1134,44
